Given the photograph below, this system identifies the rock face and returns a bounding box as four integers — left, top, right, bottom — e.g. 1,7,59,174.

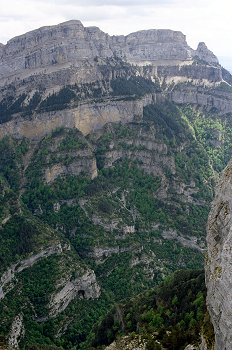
112,29,193,64
195,42,219,65
105,336,146,350
49,270,101,316
44,151,98,183
0,20,232,142
8,314,24,349
0,95,154,140
206,160,232,349
0,20,231,350
0,20,217,83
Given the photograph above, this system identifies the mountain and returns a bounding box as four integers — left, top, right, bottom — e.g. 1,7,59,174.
0,20,232,140
0,20,231,349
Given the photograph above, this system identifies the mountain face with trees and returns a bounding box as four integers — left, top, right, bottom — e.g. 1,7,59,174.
0,20,231,349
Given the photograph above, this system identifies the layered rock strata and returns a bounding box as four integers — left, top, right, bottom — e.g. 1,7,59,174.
0,20,231,141
0,20,218,84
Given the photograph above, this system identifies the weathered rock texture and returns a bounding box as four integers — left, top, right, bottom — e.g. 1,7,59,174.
49,270,101,316
105,335,146,350
1,20,232,141
104,335,209,350
8,314,24,349
0,20,218,84
206,160,232,349
0,94,154,140
195,42,219,65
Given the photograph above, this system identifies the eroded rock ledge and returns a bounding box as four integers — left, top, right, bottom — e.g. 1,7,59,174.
0,244,63,300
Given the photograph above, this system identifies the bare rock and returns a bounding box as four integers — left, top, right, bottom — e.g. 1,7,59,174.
112,29,193,64
8,314,24,349
0,20,219,88
184,335,209,350
105,335,146,350
206,160,232,349
195,42,219,65
44,156,97,183
49,270,101,316
0,94,154,140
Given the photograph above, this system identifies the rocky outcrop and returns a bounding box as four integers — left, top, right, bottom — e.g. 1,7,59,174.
0,20,231,141
0,21,100,80
105,335,146,350
49,270,100,316
0,244,63,300
86,246,130,260
44,153,98,183
195,42,219,65
0,94,154,139
7,314,24,349
157,63,222,85
169,85,232,114
103,148,175,177
112,29,193,64
184,337,208,350
206,160,232,349
161,229,205,251
0,19,224,105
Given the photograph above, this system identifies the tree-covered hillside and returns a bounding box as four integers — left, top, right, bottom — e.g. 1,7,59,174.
0,97,231,348
90,269,214,350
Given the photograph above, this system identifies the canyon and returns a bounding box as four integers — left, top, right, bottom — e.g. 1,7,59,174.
0,20,231,349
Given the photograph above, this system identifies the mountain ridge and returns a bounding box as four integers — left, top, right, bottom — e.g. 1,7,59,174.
0,20,231,142
0,19,219,83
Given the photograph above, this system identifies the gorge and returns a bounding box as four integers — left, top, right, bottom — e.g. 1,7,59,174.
0,20,231,349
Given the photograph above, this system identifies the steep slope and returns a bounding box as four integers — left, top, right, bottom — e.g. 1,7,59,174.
206,160,232,349
0,20,232,141
0,99,231,348
90,270,214,350
0,20,217,83
0,20,232,349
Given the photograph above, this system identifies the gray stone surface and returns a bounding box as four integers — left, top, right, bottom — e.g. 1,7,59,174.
49,270,101,316
0,20,231,142
196,42,219,65
0,20,219,85
206,160,232,350
0,93,154,139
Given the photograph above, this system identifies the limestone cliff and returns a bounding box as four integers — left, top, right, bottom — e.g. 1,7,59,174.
0,20,232,141
195,42,219,65
0,20,217,84
206,160,232,349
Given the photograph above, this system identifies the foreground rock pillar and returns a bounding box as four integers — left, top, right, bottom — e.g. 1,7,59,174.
206,160,232,349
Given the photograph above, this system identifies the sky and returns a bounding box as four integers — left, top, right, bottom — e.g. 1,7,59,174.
0,0,231,71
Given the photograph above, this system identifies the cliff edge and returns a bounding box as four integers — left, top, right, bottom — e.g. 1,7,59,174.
206,161,232,349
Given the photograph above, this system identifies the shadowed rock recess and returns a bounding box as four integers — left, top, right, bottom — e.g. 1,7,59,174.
0,19,231,349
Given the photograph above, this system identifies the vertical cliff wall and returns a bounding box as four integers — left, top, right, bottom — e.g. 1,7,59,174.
206,161,232,349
